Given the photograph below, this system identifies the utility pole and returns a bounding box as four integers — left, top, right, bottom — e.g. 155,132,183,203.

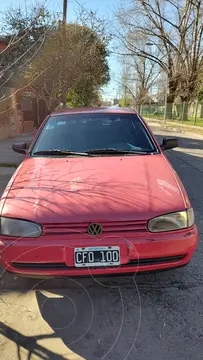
60,0,67,108
63,0,67,23
124,84,127,107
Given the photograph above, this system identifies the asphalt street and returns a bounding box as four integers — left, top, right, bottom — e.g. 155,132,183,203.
0,126,203,360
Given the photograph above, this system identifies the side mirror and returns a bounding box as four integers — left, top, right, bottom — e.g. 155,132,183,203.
161,138,178,151
12,142,27,155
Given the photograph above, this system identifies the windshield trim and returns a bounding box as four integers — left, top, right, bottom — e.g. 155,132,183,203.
136,114,160,154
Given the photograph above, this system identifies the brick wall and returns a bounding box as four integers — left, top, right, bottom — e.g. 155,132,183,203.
0,116,11,139
0,40,7,51
23,120,34,133
0,40,26,139
0,88,23,140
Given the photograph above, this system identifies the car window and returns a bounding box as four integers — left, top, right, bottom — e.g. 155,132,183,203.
31,113,158,155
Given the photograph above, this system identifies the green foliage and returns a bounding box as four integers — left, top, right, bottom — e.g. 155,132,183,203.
24,22,110,111
198,88,203,102
119,98,131,107
0,5,59,71
2,5,57,37
67,81,100,107
1,6,110,111
57,24,109,108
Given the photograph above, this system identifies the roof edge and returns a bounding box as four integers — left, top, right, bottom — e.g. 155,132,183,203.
51,106,137,116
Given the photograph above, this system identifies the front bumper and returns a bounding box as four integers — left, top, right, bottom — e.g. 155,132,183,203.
0,226,198,277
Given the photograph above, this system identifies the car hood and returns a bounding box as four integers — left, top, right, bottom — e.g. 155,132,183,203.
1,155,189,223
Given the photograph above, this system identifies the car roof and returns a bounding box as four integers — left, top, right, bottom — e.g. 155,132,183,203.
51,107,137,117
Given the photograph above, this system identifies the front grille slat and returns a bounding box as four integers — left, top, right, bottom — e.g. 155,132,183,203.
11,255,185,271
43,220,147,235
127,255,185,266
11,262,66,269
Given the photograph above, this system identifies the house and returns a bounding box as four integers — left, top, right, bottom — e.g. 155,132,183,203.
0,36,47,140
0,36,9,51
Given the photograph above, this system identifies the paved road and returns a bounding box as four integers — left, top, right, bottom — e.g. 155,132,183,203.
0,132,34,166
0,127,203,360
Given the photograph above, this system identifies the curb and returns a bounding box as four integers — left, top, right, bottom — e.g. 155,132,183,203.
0,164,18,168
162,125,185,133
148,120,185,133
0,167,16,175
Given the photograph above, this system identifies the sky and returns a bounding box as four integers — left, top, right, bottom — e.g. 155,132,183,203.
0,0,121,100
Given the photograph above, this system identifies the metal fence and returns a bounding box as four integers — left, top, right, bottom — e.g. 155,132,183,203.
141,104,165,119
140,101,203,127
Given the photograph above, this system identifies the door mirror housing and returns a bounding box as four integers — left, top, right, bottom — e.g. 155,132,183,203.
12,142,27,154
161,138,178,151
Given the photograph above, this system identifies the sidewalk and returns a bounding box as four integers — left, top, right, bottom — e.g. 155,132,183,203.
145,117,203,137
0,132,34,166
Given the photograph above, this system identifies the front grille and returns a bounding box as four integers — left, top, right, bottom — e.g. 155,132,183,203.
11,262,67,269
11,255,185,271
126,255,185,266
43,220,147,235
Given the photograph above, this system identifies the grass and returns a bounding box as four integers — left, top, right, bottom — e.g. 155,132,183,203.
187,117,203,126
0,163,17,168
144,115,203,135
143,114,203,127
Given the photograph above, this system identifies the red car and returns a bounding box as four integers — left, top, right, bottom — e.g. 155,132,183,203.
0,107,198,277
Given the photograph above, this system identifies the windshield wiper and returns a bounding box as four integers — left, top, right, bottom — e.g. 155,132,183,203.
87,148,152,155
33,149,90,156
33,148,153,156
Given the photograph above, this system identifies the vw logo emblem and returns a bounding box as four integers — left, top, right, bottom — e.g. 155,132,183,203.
87,223,103,236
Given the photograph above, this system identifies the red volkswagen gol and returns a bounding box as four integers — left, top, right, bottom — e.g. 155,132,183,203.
0,108,198,277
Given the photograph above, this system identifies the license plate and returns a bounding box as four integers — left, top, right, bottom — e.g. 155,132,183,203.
74,246,120,267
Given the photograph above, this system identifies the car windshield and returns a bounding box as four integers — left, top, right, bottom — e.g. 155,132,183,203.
31,113,158,156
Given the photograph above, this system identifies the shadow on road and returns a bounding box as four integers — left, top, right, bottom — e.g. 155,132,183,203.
0,267,202,360
0,322,67,360
155,133,203,150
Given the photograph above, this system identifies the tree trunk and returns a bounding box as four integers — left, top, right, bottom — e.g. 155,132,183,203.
136,103,141,114
176,104,181,119
200,104,203,118
166,76,177,120
165,102,173,119
183,101,188,121
49,99,61,113
180,99,189,121
165,91,175,120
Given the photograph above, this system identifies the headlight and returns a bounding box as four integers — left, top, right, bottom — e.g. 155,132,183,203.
0,217,42,237
148,209,194,233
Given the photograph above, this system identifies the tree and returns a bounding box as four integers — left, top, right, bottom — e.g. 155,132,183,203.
0,4,109,113
26,23,109,112
0,5,57,83
117,49,161,111
0,4,58,119
66,8,110,107
66,80,101,107
116,0,203,119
